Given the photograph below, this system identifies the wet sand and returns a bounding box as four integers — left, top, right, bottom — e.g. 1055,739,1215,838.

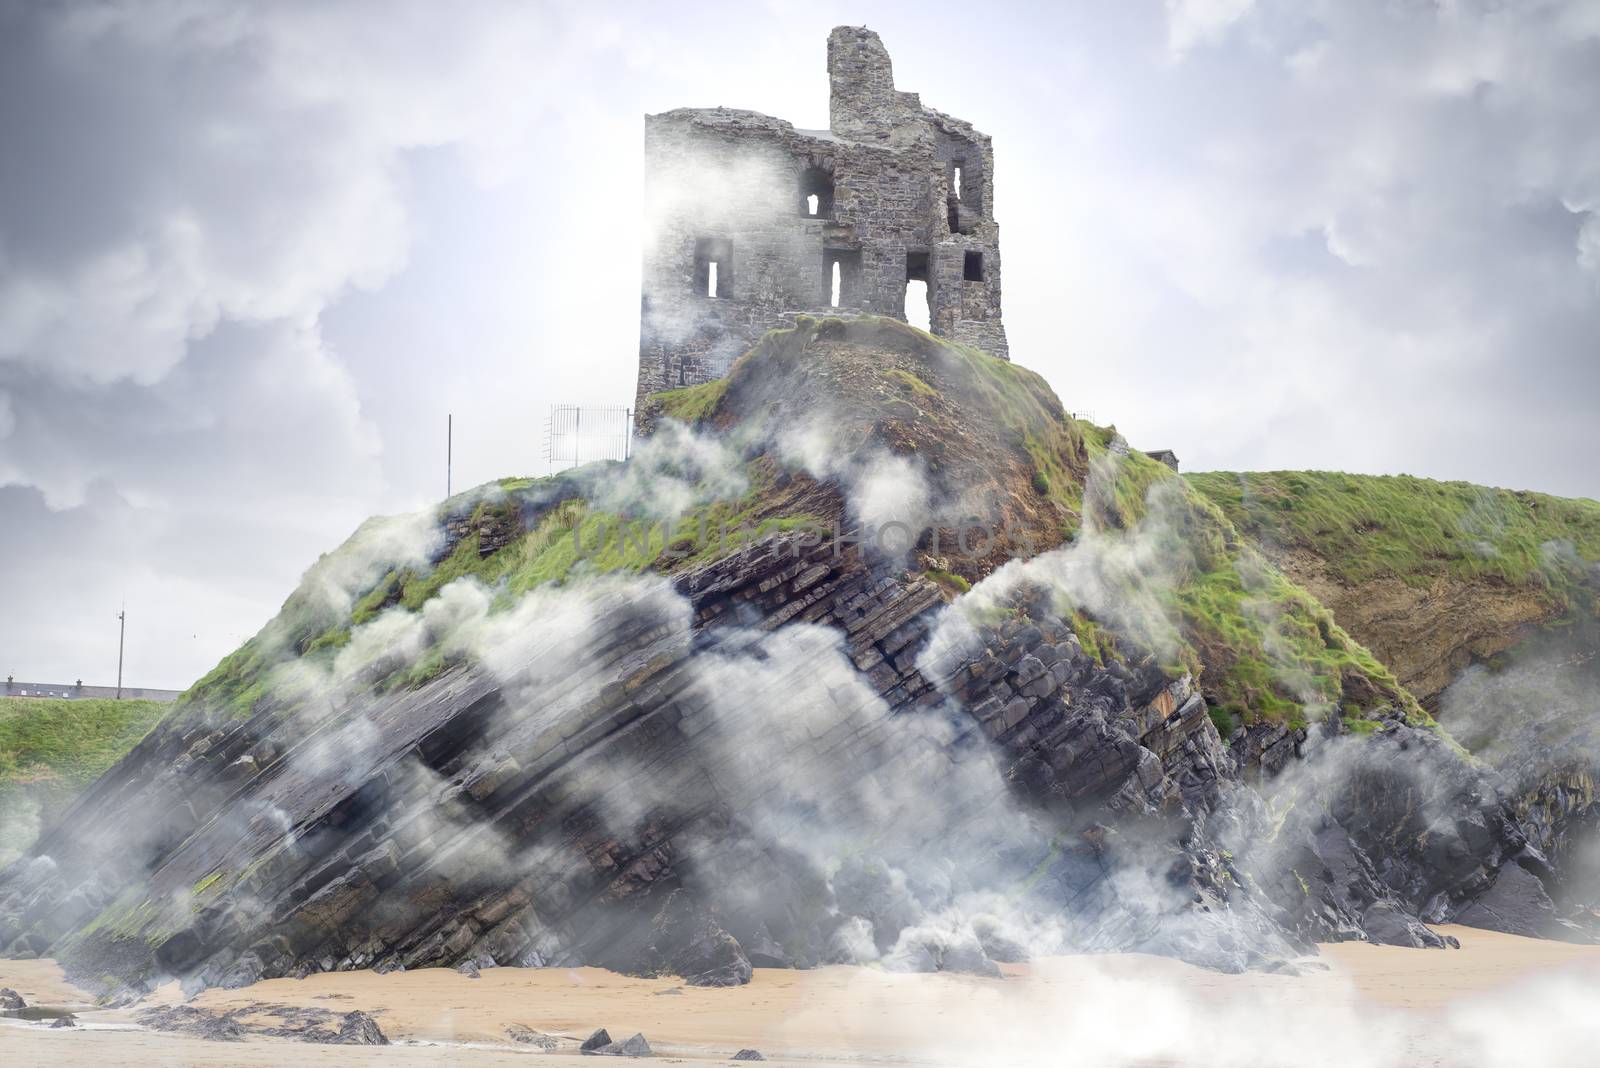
3,926,1598,1066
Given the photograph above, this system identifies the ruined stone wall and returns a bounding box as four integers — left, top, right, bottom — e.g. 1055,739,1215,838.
636,26,1009,417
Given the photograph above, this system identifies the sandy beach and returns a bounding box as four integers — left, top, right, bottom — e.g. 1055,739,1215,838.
3,926,1599,1067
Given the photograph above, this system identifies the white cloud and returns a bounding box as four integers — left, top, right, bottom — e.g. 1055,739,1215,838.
1165,0,1256,58
0,1,593,389
1008,0,1600,496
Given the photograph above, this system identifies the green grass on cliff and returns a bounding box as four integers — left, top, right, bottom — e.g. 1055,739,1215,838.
182,459,823,721
0,698,165,789
0,697,167,865
651,379,729,424
1052,439,1428,731
1188,471,1600,596
1011,428,1427,729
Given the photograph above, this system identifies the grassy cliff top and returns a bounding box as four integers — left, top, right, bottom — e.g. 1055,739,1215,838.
1188,470,1600,598
0,697,166,790
0,697,167,866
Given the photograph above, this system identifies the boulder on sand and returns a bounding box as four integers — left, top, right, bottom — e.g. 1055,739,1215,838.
591,1032,653,1057
334,1010,388,1045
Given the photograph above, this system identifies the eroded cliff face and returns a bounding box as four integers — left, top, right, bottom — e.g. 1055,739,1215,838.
1188,470,1600,709
2,320,1595,998
1248,545,1553,707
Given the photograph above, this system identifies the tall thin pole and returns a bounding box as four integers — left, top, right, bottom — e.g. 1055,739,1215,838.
447,413,453,499
116,607,126,700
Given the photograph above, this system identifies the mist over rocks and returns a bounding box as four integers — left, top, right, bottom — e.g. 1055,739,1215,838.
0,318,1596,1001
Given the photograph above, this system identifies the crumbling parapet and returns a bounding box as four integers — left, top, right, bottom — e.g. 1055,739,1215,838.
636,26,1009,419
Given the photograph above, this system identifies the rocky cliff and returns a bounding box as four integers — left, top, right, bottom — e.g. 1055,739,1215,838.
1,318,1595,999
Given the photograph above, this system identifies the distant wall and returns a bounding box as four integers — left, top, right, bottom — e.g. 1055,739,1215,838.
3,679,183,702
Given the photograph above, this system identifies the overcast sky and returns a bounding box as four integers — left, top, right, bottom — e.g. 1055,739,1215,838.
2,0,1598,689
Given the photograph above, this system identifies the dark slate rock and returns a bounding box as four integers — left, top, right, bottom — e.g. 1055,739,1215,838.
507,1023,559,1049
732,1050,765,1061
592,1031,653,1057
581,1028,614,1052
1360,902,1452,950
651,890,754,987
1453,862,1583,941
137,1005,246,1042
334,1010,388,1045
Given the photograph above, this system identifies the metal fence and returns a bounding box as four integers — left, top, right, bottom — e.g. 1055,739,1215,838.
542,405,634,472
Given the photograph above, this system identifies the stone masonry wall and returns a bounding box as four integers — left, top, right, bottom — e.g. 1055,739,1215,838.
636,26,1009,417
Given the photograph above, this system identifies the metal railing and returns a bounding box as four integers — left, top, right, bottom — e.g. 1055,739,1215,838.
542,405,634,472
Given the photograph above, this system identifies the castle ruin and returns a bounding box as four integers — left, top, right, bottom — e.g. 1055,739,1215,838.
636,26,1009,415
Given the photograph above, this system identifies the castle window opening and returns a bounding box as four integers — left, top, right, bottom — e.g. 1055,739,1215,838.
694,237,733,298
953,162,964,200
964,250,984,282
904,250,931,330
799,167,834,217
824,248,862,308
905,280,930,331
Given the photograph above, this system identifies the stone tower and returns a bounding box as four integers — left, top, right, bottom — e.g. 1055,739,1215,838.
635,26,1009,416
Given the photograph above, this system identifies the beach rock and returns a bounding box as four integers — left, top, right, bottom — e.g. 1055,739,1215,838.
50,1014,77,1028
732,1050,765,1060
0,987,24,1009
137,1004,246,1042
334,1010,388,1045
650,891,753,987
580,1028,613,1052
592,1032,653,1057
1361,901,1455,950
507,1024,559,1049
738,925,792,969
1452,862,1586,941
